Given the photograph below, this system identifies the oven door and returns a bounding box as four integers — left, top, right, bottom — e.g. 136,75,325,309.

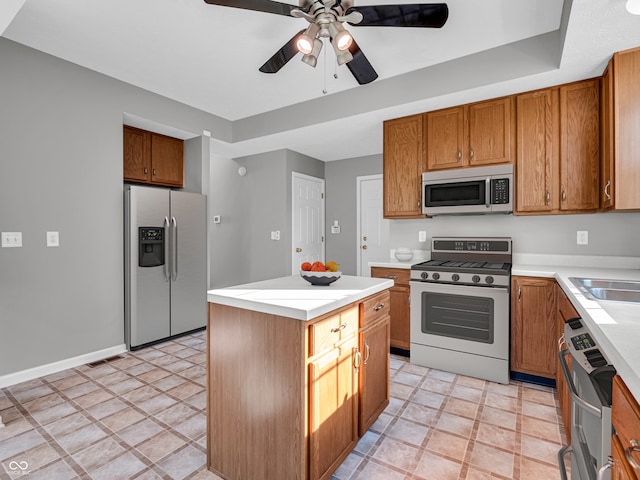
410,281,509,360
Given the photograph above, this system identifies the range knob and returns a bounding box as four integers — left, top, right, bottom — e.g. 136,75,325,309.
451,274,460,282
421,272,429,280
432,273,440,280
472,275,481,284
486,276,494,284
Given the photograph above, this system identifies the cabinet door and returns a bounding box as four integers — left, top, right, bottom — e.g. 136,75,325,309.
383,115,424,218
309,338,358,480
612,434,638,480
601,63,615,210
389,286,410,351
511,276,556,378
515,89,559,213
560,80,600,211
426,106,466,170
613,47,640,210
468,97,514,167
123,126,150,183
359,316,390,436
150,133,184,187
556,285,578,444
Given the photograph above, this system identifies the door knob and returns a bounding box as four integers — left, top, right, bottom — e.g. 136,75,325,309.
295,248,302,253
362,245,368,250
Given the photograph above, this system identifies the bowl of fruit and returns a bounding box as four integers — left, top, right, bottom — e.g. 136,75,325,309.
300,261,341,286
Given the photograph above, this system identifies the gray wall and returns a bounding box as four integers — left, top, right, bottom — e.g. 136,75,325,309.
208,149,324,288
0,38,229,376
325,155,383,275
326,153,640,272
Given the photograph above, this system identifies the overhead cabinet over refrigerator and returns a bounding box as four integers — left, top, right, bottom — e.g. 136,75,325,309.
125,185,207,349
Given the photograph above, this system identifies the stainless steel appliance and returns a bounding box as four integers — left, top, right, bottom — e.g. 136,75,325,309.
410,237,512,384
422,164,513,216
125,185,207,349
558,318,616,480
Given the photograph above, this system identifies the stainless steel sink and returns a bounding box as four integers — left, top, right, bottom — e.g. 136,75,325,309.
569,277,640,303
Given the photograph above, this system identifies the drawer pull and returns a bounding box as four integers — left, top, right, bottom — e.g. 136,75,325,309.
385,275,398,279
373,303,385,311
364,341,371,365
597,457,613,480
354,347,362,371
625,439,640,472
331,323,347,333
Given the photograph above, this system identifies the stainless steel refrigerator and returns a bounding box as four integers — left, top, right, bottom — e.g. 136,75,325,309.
124,185,207,349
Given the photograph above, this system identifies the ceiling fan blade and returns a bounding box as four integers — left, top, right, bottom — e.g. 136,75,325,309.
346,39,378,85
204,0,298,17
346,3,448,28
259,30,304,74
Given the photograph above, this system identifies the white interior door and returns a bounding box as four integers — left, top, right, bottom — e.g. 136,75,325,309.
292,173,325,274
357,175,390,276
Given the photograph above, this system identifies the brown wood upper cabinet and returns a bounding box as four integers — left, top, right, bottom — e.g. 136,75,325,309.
515,79,600,215
123,125,184,188
601,47,640,211
426,96,515,171
383,114,425,218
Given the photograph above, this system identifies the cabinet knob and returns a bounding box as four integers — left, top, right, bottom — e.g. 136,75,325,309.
143,167,148,175
457,149,462,160
153,168,157,176
470,147,475,160
562,188,567,202
545,190,550,206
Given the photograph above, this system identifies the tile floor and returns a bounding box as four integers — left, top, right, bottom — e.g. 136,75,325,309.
0,330,567,480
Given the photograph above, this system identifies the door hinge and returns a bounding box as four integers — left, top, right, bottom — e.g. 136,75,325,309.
321,192,324,199
321,236,324,242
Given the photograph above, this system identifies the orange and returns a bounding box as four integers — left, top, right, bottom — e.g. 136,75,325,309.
310,264,327,272
301,262,312,271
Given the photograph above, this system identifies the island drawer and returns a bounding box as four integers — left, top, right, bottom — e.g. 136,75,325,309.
309,306,359,357
360,290,390,328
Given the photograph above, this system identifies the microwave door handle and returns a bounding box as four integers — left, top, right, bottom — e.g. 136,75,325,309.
485,178,491,208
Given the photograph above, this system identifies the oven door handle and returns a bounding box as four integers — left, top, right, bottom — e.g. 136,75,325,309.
559,348,602,418
557,445,572,480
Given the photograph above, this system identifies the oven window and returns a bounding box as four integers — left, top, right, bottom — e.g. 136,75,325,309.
421,291,494,343
424,181,485,206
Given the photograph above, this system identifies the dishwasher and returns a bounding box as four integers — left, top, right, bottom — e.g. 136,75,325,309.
558,317,616,480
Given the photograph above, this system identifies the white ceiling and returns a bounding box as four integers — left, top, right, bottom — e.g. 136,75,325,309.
3,0,640,161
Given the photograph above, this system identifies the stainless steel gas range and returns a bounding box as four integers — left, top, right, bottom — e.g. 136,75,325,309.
410,237,512,384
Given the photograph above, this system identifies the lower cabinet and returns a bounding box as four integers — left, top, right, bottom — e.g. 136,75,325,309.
371,267,410,351
556,285,578,444
309,338,359,480
510,276,557,379
612,375,640,480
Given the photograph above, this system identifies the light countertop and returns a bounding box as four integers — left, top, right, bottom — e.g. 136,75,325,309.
207,275,394,321
513,263,640,401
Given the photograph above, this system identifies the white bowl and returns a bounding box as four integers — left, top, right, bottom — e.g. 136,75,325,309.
394,248,414,262
300,270,342,286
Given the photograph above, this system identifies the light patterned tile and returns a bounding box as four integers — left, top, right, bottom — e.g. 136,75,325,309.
353,460,406,480
400,402,439,427
521,415,561,443
411,389,445,409
520,456,563,480
426,429,468,461
393,371,423,387
476,422,518,452
387,418,429,446
450,384,483,403
522,400,559,423
442,397,479,419
157,445,205,480
521,433,564,465
414,451,462,480
469,442,515,478
100,407,145,433
136,430,185,462
435,412,474,438
371,437,420,473
480,405,517,430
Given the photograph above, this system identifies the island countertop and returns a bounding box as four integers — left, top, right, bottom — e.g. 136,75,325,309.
207,274,394,321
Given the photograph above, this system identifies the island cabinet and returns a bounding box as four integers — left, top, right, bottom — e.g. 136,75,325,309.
383,114,425,218
207,288,391,480
601,47,640,211
556,285,579,443
612,375,640,479
370,267,410,352
123,125,184,187
510,276,556,379
425,96,514,171
515,79,600,215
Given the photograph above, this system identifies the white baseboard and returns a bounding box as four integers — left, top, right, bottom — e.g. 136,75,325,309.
0,344,128,389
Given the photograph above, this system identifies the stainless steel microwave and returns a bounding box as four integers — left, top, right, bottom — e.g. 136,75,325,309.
422,164,513,216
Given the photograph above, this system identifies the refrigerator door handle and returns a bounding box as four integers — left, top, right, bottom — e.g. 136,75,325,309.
171,216,178,281
163,216,170,282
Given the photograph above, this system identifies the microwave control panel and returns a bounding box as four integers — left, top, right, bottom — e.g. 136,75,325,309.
491,178,510,204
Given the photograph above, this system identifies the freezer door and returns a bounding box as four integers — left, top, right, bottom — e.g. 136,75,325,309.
169,190,207,336
125,186,171,348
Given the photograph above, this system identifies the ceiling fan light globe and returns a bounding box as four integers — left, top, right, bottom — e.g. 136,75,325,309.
301,38,323,67
335,31,352,50
297,35,314,54
627,0,640,15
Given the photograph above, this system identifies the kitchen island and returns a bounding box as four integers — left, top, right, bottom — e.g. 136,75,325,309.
206,275,393,480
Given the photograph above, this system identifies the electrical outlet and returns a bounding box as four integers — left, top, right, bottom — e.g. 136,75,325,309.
577,230,589,245
47,231,60,247
1,232,22,248
418,231,427,242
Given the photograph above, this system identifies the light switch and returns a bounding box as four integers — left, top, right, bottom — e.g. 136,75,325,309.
271,231,280,241
577,231,588,245
1,232,22,248
419,231,427,242
47,231,60,247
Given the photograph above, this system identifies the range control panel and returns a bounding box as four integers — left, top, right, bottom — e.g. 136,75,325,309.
564,318,611,373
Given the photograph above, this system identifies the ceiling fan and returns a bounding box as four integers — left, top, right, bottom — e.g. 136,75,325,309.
203,0,448,85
